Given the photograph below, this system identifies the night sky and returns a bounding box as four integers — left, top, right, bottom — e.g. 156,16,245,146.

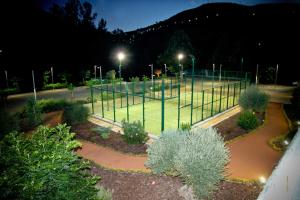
36,0,300,31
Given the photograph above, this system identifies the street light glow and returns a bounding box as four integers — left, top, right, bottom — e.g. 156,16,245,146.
178,53,184,60
117,52,125,61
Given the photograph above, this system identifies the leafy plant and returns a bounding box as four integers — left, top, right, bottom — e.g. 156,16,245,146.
24,98,42,128
43,83,67,90
146,128,229,199
180,122,191,131
0,109,20,139
146,130,186,174
142,75,149,81
239,85,269,112
43,70,50,87
121,120,147,144
92,126,112,139
96,186,112,200
129,76,140,82
63,104,89,125
237,111,259,130
105,70,116,81
0,124,100,200
37,99,69,113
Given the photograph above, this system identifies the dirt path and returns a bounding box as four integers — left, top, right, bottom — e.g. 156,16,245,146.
227,103,289,180
76,140,150,173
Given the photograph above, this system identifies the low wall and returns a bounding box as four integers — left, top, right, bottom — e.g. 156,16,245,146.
257,128,300,200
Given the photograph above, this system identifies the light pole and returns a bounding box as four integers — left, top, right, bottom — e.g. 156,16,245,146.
255,64,259,85
97,66,102,83
32,70,37,101
219,64,222,82
149,64,154,86
164,64,167,75
94,65,97,79
4,70,9,88
117,52,125,79
178,53,184,79
50,66,54,85
212,63,215,87
275,64,279,85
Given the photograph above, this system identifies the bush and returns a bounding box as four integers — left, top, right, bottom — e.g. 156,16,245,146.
0,124,100,200
174,128,230,199
146,130,186,174
63,104,89,125
121,120,147,144
24,98,42,128
37,99,69,113
0,109,20,139
43,83,67,90
291,87,300,117
180,122,191,131
237,111,258,130
146,128,229,199
92,126,111,139
96,186,112,200
239,85,269,112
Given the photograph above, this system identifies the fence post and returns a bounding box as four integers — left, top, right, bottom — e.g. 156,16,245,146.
143,80,145,128
132,81,135,105
100,83,104,118
153,79,156,99
177,76,181,129
161,78,165,132
184,76,187,105
170,77,173,97
190,58,195,125
227,84,230,109
106,84,109,111
211,88,214,116
112,81,116,122
201,90,204,121
120,80,122,108
219,86,222,113
90,85,94,114
126,82,129,122
233,83,236,106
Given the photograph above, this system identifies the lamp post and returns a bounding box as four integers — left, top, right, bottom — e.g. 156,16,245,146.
212,63,215,87
178,53,184,79
97,66,102,83
117,52,125,79
50,66,54,85
219,64,222,82
164,64,167,75
94,65,97,79
149,64,154,86
4,70,9,88
32,70,37,101
275,64,279,85
255,64,259,85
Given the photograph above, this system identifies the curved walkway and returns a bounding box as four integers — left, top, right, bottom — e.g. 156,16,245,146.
76,103,289,180
227,103,289,180
76,140,150,173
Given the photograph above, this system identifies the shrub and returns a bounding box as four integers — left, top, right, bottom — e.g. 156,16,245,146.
291,86,300,117
96,186,112,200
63,104,89,125
43,83,67,90
180,122,191,131
92,126,112,139
0,124,100,200
37,99,69,113
237,111,258,130
121,120,147,144
24,98,42,128
239,85,269,112
0,109,20,139
146,130,186,174
174,128,229,199
146,128,229,199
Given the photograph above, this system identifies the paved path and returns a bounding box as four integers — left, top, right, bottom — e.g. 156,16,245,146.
227,103,289,180
76,140,150,173
77,103,289,180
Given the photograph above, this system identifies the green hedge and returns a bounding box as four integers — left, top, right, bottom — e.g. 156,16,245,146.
43,83,67,90
237,111,258,130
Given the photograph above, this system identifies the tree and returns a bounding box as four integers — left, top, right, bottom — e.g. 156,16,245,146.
97,18,107,32
157,30,195,77
80,1,97,29
64,0,81,26
154,69,162,78
43,70,50,87
106,70,116,81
